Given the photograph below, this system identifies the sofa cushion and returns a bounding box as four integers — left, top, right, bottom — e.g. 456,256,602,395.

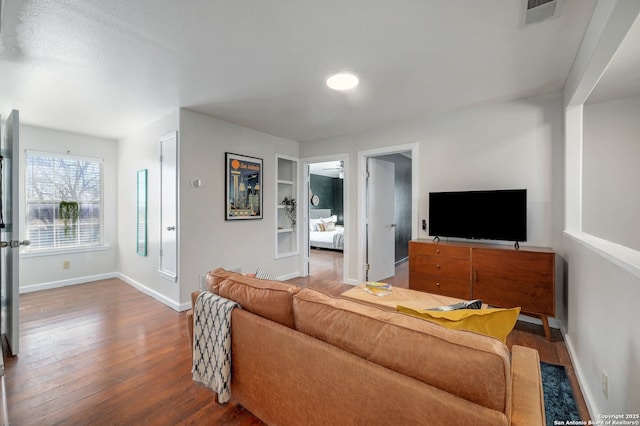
396,305,521,343
215,272,300,329
293,288,512,414
206,268,233,292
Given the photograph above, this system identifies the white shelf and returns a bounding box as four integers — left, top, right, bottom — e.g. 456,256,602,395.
277,250,297,259
275,154,298,259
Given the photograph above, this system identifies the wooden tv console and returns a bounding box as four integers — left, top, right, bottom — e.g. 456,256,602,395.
409,239,555,340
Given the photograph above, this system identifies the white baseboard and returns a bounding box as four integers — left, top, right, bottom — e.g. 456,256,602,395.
517,313,562,330
20,272,199,313
19,273,118,293
116,273,185,312
277,271,301,281
564,332,596,420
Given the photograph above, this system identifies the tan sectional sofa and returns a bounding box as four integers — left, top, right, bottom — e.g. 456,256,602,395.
187,268,545,426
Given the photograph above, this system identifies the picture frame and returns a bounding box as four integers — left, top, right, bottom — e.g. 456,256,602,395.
225,152,263,220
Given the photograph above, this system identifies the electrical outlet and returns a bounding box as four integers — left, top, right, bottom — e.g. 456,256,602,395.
602,371,608,399
63,260,71,269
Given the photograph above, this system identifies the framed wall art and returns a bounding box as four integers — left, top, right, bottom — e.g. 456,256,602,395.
225,152,263,220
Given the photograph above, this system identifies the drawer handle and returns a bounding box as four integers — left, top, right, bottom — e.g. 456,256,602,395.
436,264,441,269
436,249,440,254
436,282,440,287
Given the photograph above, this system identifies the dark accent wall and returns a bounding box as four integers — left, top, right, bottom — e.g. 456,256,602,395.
376,154,412,263
310,174,344,224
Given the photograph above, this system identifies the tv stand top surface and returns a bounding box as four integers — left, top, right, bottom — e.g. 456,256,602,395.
412,238,553,253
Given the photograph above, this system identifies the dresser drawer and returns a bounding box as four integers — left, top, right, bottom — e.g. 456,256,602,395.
409,255,470,280
409,273,470,299
409,241,470,259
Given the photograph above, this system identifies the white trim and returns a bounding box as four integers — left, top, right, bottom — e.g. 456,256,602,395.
25,149,104,163
0,374,7,426
275,154,300,259
21,244,111,258
300,153,349,281
357,142,419,283
564,332,597,420
158,131,179,282
276,271,301,281
19,272,117,293
117,273,183,312
158,270,178,282
517,313,561,330
564,230,640,279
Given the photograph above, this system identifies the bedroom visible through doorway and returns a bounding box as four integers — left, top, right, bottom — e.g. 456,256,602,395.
308,160,345,282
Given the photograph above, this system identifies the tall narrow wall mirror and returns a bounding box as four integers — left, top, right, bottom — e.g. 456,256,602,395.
137,169,148,256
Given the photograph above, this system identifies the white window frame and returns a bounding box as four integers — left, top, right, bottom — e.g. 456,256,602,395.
24,150,105,254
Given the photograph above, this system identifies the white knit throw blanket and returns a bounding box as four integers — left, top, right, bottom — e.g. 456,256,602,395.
192,292,240,404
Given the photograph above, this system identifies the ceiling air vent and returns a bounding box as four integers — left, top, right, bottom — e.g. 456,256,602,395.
522,0,563,26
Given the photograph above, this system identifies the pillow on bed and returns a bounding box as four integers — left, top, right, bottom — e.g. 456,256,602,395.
316,222,326,231
309,218,323,231
324,222,336,231
321,215,338,223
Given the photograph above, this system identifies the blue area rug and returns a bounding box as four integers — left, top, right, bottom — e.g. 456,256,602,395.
541,361,581,425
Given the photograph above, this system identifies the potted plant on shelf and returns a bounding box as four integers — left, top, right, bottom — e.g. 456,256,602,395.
59,201,79,237
281,197,296,230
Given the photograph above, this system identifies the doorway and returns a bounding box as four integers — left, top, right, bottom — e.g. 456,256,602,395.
359,144,417,283
303,156,347,282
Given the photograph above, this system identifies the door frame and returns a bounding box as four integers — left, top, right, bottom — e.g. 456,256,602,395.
357,143,419,284
300,153,349,281
159,131,179,282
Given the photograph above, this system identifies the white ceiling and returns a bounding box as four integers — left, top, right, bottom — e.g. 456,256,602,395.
0,0,598,143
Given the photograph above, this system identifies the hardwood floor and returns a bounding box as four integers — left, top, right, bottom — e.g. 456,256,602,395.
4,252,589,424
5,280,263,425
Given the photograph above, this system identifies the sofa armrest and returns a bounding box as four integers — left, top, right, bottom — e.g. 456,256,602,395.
511,345,546,426
186,291,201,350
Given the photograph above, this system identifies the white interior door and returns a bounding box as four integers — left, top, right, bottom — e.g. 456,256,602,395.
1,110,26,356
366,158,395,282
159,132,178,281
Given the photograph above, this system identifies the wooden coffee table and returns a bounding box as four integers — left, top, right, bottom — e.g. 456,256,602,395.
340,285,485,312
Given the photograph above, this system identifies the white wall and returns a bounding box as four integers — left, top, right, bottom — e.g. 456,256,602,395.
22,107,300,311
117,110,180,308
583,96,640,251
19,125,118,291
177,109,299,307
301,92,566,306
563,0,640,417
565,234,640,414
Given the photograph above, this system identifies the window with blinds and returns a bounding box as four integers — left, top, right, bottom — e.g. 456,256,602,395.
25,151,104,251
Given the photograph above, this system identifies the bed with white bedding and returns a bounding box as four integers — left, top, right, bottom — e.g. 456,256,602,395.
309,209,344,251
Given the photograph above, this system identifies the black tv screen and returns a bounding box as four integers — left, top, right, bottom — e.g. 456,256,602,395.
428,189,527,242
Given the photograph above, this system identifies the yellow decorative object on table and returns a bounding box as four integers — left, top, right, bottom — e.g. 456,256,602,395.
363,281,391,296
397,305,521,343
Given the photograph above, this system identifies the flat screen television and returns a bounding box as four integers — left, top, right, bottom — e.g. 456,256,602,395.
428,189,527,242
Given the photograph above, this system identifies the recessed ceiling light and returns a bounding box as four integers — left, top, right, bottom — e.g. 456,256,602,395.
326,73,359,91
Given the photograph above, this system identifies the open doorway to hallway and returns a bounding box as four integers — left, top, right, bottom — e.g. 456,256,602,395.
360,144,417,284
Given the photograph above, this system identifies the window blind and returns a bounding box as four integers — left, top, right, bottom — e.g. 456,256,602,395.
25,151,104,251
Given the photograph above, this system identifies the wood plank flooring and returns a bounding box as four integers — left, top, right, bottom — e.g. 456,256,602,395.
4,249,589,424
